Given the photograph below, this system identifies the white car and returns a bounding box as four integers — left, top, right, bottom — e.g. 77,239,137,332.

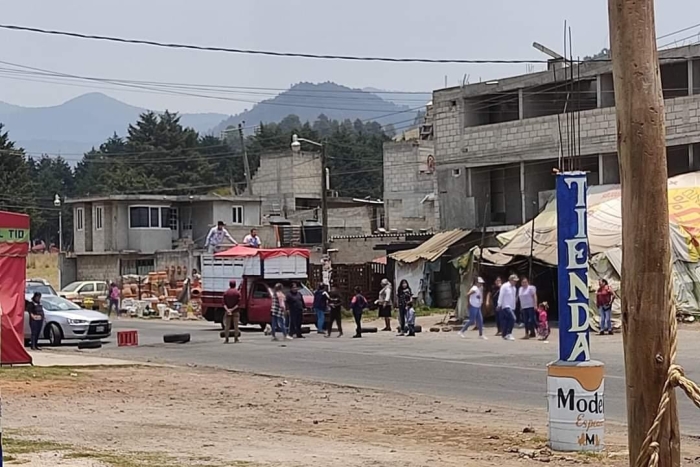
24,294,112,346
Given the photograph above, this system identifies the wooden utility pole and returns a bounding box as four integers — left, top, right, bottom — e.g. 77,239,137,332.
608,1,681,465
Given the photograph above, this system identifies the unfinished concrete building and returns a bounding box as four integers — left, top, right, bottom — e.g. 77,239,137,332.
433,44,700,229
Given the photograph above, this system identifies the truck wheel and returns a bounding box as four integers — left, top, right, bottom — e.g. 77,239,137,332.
163,333,191,344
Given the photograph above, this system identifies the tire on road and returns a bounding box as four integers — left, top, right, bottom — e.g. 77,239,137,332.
413,325,422,333
301,326,311,334
360,326,378,333
77,340,102,350
163,333,191,344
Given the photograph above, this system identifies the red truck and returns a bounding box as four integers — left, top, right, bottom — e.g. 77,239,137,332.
200,246,318,329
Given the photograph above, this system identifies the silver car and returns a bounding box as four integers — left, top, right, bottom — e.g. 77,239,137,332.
24,294,112,346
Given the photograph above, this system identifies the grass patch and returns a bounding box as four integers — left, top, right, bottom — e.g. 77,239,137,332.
0,366,84,382
3,437,70,455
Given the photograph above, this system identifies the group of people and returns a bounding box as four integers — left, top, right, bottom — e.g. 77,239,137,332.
205,222,262,253
458,274,616,341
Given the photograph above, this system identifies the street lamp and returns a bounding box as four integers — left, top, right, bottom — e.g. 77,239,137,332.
290,134,328,253
53,194,62,252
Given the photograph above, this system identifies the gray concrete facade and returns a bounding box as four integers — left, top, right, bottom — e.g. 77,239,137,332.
433,44,700,229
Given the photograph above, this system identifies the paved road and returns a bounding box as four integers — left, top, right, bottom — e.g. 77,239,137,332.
91,318,700,435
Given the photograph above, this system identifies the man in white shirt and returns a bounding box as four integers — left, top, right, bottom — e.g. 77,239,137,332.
242,228,261,248
205,221,237,253
518,277,538,339
459,277,487,339
497,274,519,341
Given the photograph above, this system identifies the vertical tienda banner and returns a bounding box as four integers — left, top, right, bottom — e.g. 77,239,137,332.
547,173,605,452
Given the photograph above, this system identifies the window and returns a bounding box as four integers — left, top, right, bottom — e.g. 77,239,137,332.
252,283,270,299
96,282,107,292
232,206,244,225
94,206,103,230
76,207,84,231
120,258,155,276
129,206,167,229
161,207,178,230
80,283,95,293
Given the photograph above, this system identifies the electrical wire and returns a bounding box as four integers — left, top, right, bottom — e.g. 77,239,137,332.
0,24,559,64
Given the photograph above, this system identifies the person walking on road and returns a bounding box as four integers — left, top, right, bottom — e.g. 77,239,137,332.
205,221,237,253
377,279,393,331
518,277,538,339
396,279,412,336
326,287,343,338
28,292,45,351
313,283,330,334
351,286,368,338
271,283,291,341
286,282,305,339
498,275,518,341
222,280,241,344
107,282,120,318
491,277,503,336
596,279,614,335
459,277,486,339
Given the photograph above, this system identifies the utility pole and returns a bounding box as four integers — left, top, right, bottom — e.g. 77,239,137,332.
238,122,253,195
608,1,681,465
320,143,329,253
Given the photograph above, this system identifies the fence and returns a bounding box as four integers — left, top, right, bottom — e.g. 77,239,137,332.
310,262,386,305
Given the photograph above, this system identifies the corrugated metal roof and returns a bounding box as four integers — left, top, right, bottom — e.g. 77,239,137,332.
389,229,471,264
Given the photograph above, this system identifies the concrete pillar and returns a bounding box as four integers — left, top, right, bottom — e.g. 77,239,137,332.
467,167,473,197
518,88,524,120
596,75,603,108
689,60,695,96
598,154,604,185
520,161,526,223
689,143,694,169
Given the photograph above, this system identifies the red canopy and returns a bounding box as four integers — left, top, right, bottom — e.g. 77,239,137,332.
0,211,32,365
215,245,310,260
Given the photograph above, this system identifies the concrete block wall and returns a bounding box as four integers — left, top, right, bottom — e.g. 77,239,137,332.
383,141,438,231
436,94,700,169
76,255,120,282
252,150,322,202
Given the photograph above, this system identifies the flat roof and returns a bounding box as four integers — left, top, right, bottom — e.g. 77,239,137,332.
65,194,263,204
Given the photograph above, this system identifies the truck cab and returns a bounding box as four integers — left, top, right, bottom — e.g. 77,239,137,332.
200,246,317,328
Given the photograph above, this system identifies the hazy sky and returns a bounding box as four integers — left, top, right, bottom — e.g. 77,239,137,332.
1,0,699,114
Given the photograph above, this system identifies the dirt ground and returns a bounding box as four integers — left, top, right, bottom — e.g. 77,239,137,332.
2,365,700,467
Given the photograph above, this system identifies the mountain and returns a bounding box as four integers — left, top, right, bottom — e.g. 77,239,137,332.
211,82,421,134
362,87,432,108
0,93,229,157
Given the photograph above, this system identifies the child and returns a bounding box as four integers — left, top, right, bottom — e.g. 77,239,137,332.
405,299,416,337
537,302,550,341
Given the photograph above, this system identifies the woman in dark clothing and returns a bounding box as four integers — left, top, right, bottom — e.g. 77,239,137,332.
350,286,368,338
397,279,412,336
326,287,343,338
28,292,45,350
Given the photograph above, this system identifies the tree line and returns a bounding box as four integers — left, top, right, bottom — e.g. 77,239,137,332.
0,111,392,248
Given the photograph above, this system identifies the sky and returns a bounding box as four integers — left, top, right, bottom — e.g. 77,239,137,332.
1,0,699,115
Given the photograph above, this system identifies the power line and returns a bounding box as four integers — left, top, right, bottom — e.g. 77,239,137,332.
0,24,559,64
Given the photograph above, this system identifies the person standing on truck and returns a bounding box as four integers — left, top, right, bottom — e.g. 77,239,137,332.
222,280,241,344
271,283,291,341
350,286,368,338
326,286,343,338
313,283,330,334
286,282,305,339
242,228,261,248
205,221,237,254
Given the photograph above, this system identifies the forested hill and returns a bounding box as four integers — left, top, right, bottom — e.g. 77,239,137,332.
211,82,422,134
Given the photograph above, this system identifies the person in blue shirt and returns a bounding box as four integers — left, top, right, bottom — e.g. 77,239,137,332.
312,283,330,334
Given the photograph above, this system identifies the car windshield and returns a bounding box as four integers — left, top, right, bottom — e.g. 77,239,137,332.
61,282,83,293
40,295,82,311
26,282,57,296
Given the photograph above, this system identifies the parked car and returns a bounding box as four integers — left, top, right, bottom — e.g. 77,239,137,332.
24,294,112,346
26,278,58,297
59,280,108,304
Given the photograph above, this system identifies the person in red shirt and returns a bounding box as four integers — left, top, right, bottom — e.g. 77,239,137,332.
596,279,614,335
222,280,241,343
